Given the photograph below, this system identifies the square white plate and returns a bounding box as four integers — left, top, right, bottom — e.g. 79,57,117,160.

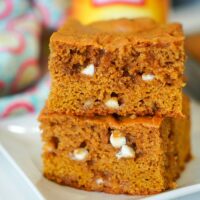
0,101,200,200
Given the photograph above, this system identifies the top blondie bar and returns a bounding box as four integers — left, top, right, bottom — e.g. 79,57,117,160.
47,18,185,117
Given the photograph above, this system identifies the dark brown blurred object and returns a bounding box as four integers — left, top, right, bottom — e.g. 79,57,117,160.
185,34,200,100
39,30,54,75
186,34,200,62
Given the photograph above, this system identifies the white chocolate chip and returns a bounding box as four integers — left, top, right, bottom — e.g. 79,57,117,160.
44,142,55,152
71,148,88,161
96,178,104,185
116,145,135,159
142,74,155,81
84,99,94,108
130,114,137,119
110,130,126,148
105,98,119,109
81,64,95,76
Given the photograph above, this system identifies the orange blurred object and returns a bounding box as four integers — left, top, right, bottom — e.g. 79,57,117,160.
70,0,169,24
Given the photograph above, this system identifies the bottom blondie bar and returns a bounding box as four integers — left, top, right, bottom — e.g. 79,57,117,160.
39,96,190,195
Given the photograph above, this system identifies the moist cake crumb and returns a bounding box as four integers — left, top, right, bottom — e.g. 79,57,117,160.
46,18,185,117
39,95,190,195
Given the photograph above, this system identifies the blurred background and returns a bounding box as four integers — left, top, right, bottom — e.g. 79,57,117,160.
0,0,200,118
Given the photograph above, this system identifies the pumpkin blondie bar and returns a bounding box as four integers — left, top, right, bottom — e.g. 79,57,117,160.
47,18,185,117
39,96,190,195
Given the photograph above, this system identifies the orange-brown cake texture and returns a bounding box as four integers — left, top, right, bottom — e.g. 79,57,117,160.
39,96,190,195
47,18,185,117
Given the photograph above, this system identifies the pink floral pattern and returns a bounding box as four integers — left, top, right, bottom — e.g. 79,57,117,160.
2,101,35,118
0,0,13,19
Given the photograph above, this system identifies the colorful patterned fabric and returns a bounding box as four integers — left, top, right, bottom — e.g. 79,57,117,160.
0,11,41,96
33,0,68,29
0,75,50,118
0,0,69,118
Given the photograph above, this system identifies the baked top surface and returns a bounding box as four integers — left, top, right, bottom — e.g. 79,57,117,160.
39,107,164,128
51,18,184,49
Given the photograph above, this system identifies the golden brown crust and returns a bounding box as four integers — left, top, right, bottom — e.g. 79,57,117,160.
39,106,164,128
52,18,184,49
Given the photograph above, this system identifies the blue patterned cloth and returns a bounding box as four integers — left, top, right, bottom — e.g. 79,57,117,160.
0,0,68,118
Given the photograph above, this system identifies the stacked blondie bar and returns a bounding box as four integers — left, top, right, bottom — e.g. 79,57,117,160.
39,18,191,195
